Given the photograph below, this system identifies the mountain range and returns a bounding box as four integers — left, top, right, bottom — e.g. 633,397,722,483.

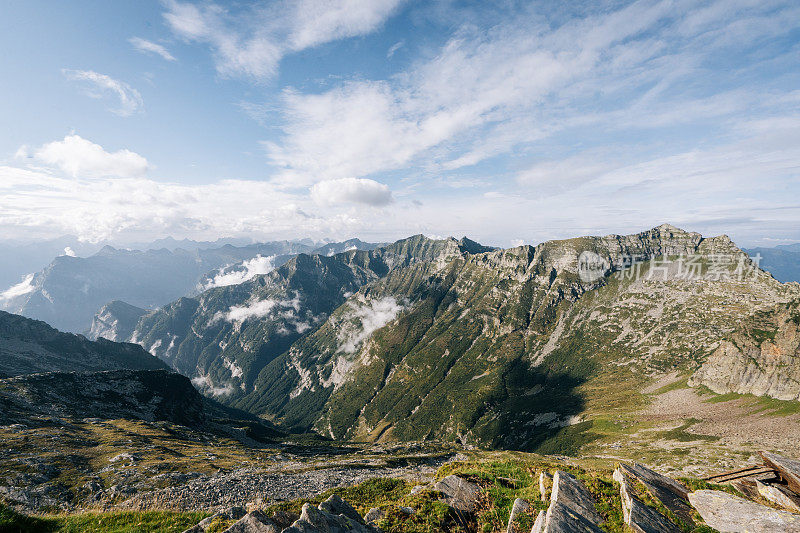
0,238,381,334
90,224,800,450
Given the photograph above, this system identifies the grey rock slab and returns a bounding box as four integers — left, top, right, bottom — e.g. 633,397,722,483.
761,451,800,495
283,502,378,533
613,466,680,533
530,510,545,533
617,463,693,525
756,480,800,513
431,475,482,513
539,470,604,532
688,489,800,533
221,510,281,533
319,494,363,523
506,498,532,533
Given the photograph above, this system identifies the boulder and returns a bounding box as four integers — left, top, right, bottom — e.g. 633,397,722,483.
319,494,364,523
364,507,385,525
761,452,800,495
221,510,281,533
539,470,604,532
530,510,545,533
431,475,482,513
613,466,680,533
505,498,531,533
755,480,800,513
283,502,378,533
688,489,800,532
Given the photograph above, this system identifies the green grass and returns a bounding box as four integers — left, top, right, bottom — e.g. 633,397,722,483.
698,387,800,416
658,419,720,443
652,377,690,395
0,505,207,533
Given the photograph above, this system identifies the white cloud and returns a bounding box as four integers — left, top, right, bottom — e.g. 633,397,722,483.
0,274,36,302
202,254,276,289
62,247,76,257
311,178,393,206
30,135,148,178
62,69,143,116
164,0,405,80
337,296,404,353
191,374,234,396
224,298,278,322
386,40,404,58
129,37,177,61
222,295,300,323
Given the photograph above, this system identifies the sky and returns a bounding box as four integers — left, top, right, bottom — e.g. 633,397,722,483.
1,0,799,248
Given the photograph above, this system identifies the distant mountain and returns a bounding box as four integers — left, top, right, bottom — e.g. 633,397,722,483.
0,310,167,377
310,238,387,257
0,236,104,289
744,247,800,283
123,225,799,450
777,243,800,253
2,239,383,334
87,300,149,341
0,241,314,333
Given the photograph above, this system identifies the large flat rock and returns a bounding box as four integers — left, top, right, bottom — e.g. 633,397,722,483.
688,489,800,532
614,466,680,533
761,452,800,495
431,475,483,513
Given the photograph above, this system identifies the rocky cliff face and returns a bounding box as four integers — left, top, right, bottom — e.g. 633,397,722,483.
0,310,168,377
87,300,149,341
0,369,204,426
690,300,800,400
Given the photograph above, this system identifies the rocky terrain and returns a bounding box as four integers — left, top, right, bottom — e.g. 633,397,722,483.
0,310,168,377
690,300,800,400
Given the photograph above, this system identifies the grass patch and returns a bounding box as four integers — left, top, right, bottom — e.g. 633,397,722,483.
658,419,719,443
0,505,208,533
652,377,690,395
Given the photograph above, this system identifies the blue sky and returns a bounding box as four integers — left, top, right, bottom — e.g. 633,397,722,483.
1,0,799,247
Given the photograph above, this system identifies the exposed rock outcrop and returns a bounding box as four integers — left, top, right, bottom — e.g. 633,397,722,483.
688,489,800,532
0,369,204,426
690,302,800,400
0,310,168,377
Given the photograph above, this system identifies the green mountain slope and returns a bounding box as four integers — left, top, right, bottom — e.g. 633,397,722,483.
129,235,463,401
129,225,800,451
